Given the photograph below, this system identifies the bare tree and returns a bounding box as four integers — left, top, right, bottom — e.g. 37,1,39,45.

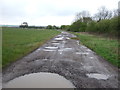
75,11,91,22
113,9,119,17
94,6,112,22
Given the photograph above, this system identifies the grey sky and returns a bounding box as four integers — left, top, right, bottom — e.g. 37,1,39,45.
0,0,119,26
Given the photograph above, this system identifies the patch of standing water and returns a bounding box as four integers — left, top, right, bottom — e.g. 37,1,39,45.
76,52,89,55
52,43,60,45
3,72,75,88
35,48,41,52
43,49,56,52
55,37,64,41
86,49,92,52
66,37,70,40
81,46,87,49
86,73,110,80
44,46,58,49
59,48,73,52
89,57,94,59
77,41,79,45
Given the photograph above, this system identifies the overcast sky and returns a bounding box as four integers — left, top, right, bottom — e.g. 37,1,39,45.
0,0,119,26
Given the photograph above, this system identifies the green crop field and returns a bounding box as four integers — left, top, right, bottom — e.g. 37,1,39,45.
2,27,60,68
74,32,119,68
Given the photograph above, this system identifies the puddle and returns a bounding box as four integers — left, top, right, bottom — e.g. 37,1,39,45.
58,48,73,54
52,43,60,45
43,49,56,52
59,48,73,52
83,66,93,71
81,46,87,48
3,72,75,88
45,46,58,49
55,37,64,41
51,40,59,43
59,51,62,54
89,57,94,59
64,48,73,51
86,73,110,80
66,37,70,40
86,49,92,52
62,41,66,43
57,35,62,37
77,41,79,45
35,48,41,52
43,59,48,61
76,52,89,55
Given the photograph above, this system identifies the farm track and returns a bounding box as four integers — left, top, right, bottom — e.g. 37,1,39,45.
3,31,119,88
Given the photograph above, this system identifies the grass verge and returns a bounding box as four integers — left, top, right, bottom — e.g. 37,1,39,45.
2,27,60,68
74,32,119,68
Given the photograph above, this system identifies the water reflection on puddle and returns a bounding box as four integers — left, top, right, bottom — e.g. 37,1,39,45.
45,46,58,49
43,49,56,52
86,73,110,80
76,52,89,55
4,72,75,88
52,43,60,45
55,37,64,41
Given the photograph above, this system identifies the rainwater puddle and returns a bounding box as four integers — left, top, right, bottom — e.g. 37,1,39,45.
77,41,79,45
64,48,73,51
4,72,75,88
66,37,70,40
89,57,94,59
57,35,62,37
81,46,87,48
52,43,60,45
86,73,110,80
51,40,59,43
86,49,92,52
35,48,41,52
59,48,73,52
43,49,56,52
45,46,58,49
55,37,64,41
83,66,93,71
76,52,89,55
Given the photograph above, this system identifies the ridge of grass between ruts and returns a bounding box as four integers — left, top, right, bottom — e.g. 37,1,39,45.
2,27,60,68
73,32,119,68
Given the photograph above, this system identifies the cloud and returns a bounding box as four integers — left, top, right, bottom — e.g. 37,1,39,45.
0,0,119,26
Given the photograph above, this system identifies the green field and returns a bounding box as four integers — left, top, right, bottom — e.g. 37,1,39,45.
74,33,119,68
0,27,2,68
2,27,60,68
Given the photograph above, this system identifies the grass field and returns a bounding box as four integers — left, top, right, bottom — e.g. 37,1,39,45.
74,32,119,68
0,28,2,68
2,27,60,68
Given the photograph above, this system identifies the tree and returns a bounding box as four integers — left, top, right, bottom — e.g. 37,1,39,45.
19,22,28,28
69,11,92,32
94,6,112,22
53,25,59,29
46,25,53,29
75,11,90,21
113,9,119,17
60,25,70,30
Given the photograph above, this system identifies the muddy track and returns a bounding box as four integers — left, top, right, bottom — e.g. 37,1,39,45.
3,31,119,88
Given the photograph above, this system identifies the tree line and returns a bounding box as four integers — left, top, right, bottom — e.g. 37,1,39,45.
19,22,60,29
61,6,119,37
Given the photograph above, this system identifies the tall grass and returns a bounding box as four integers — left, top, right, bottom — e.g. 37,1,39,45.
75,33,119,68
2,27,60,68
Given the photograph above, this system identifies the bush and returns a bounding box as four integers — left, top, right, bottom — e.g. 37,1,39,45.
86,21,97,32
109,17,119,36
